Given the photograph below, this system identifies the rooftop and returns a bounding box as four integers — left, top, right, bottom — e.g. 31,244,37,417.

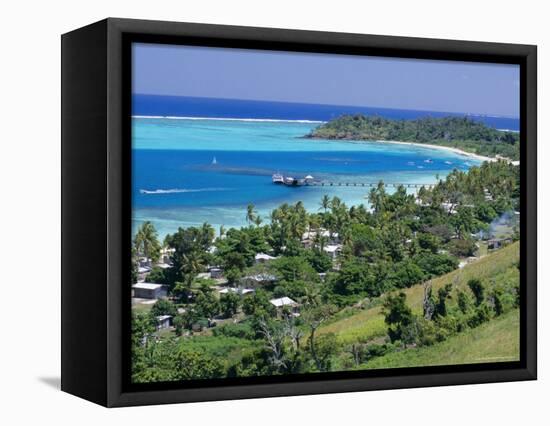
270,297,298,307
242,273,277,282
156,315,172,321
132,282,164,290
255,253,277,261
219,287,255,295
323,244,342,253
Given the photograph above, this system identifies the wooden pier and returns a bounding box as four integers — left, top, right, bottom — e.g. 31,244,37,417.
304,181,436,189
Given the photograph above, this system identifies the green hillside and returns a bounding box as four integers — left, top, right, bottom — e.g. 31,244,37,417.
318,242,519,346
364,308,519,369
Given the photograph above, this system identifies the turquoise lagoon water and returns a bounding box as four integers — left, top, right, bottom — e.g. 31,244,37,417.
132,117,481,237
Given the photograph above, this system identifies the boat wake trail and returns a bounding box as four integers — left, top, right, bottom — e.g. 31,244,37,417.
139,188,233,195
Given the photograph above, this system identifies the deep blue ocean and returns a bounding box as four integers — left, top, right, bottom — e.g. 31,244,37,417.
132,95,519,237
134,94,520,131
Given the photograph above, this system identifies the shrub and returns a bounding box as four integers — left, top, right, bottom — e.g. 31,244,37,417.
146,266,169,285
212,322,256,340
150,298,176,317
413,252,458,277
383,293,415,344
467,278,485,306
467,303,491,328
448,238,477,257
219,292,241,318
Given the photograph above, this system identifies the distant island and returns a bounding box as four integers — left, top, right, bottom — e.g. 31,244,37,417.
306,115,519,160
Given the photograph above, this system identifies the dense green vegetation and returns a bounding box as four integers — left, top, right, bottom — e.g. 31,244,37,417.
306,115,520,160
131,160,520,383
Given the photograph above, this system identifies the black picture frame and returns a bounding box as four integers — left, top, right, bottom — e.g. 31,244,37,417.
61,17,537,407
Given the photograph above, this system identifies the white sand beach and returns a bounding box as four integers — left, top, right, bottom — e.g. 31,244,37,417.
374,140,498,163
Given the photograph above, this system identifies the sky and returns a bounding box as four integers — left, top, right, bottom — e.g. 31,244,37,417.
133,43,520,117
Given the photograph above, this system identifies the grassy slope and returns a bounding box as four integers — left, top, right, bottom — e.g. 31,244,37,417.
318,242,520,345
364,308,520,369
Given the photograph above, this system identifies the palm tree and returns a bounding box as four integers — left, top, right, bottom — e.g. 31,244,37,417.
200,222,215,248
313,233,328,251
330,196,342,213
319,194,330,213
368,181,387,213
181,250,204,276
246,203,257,225
134,221,161,262
254,215,263,227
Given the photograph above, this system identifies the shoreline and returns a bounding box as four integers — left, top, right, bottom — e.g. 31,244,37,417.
304,136,497,163
371,139,496,163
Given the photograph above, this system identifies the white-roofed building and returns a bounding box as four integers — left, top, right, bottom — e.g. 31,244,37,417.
323,244,342,260
255,253,277,263
137,266,151,274
301,229,340,248
132,282,167,299
156,263,172,270
270,297,300,316
219,287,255,295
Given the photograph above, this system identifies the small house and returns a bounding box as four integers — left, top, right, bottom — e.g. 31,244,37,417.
156,315,173,330
132,282,167,299
270,297,300,316
487,238,512,250
301,229,340,248
323,244,342,260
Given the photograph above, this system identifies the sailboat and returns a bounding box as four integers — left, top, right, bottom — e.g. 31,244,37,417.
212,156,217,165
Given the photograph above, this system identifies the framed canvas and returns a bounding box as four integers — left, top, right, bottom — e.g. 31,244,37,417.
61,18,537,407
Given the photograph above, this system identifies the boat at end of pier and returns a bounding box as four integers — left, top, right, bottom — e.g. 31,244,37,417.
272,173,314,186
272,173,284,184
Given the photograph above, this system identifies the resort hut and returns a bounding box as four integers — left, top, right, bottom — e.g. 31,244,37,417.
132,282,167,300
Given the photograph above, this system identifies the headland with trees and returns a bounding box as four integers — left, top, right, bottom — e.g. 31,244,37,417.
305,115,520,160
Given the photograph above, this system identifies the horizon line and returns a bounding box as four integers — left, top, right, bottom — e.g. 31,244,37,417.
133,93,520,120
